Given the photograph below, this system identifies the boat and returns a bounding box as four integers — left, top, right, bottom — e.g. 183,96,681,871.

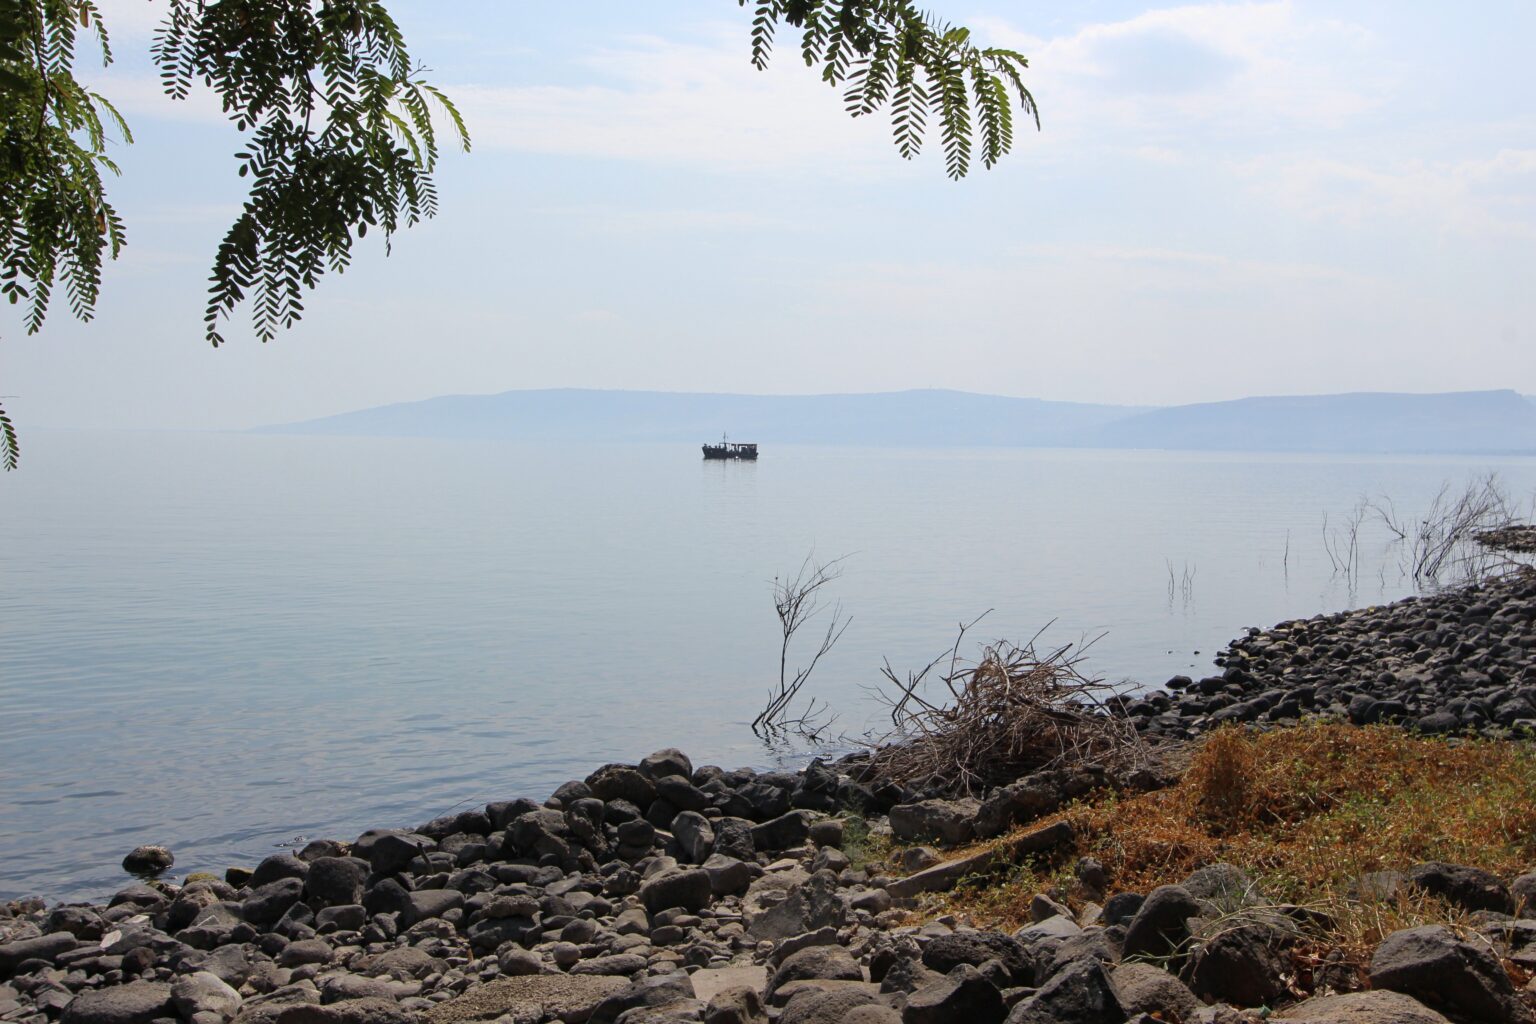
702,434,758,460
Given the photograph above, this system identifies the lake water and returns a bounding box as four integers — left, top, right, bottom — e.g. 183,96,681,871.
3,431,1534,902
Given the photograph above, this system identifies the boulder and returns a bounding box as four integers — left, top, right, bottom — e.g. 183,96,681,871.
1005,959,1125,1024
922,931,1032,985
747,870,845,941
367,833,435,876
121,845,174,875
1369,924,1529,1024
587,764,658,806
903,963,1006,1024
0,931,78,979
1121,884,1202,960
886,849,995,900
640,869,714,914
1511,870,1536,915
399,888,463,928
250,854,310,889
1275,990,1452,1023
751,812,811,853
1109,962,1199,1023
656,776,710,813
888,800,978,846
703,986,767,1024
423,975,627,1024
1405,862,1515,915
1183,921,1292,1007
588,972,696,1024
974,776,1064,838
303,858,369,909
61,981,173,1024
264,997,416,1024
671,811,716,864
171,972,244,1019
767,945,864,1000
243,877,305,930
640,748,694,781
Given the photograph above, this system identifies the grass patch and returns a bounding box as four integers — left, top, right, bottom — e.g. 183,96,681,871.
934,721,1536,952
838,813,897,874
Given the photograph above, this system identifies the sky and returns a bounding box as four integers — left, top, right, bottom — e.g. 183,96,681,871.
6,0,1536,430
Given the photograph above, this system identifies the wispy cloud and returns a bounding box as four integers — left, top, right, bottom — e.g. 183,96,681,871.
445,27,907,176
977,1,1389,149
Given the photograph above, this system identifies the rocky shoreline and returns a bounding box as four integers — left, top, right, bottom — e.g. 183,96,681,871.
4,572,1536,1024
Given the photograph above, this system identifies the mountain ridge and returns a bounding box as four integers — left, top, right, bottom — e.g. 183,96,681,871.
257,387,1536,456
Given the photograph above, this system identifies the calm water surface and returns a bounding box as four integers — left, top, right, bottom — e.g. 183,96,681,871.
3,431,1534,901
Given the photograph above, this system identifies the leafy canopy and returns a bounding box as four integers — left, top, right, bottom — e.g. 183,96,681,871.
0,0,1037,470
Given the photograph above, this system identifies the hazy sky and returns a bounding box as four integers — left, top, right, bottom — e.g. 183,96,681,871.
7,1,1536,429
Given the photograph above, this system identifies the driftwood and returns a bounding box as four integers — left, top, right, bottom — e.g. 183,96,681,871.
752,554,850,740
862,617,1154,796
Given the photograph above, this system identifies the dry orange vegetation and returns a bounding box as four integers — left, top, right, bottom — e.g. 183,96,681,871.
930,722,1536,954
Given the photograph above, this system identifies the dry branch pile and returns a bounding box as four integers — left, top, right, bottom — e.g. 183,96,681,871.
861,629,1156,796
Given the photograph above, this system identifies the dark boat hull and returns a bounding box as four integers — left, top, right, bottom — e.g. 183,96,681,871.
702,444,758,460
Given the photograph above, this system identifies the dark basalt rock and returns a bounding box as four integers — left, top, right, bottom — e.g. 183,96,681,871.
1121,885,1202,961
1406,862,1515,915
1370,924,1529,1024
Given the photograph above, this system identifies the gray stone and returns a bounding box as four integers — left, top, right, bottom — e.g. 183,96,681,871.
0,931,77,979
747,870,845,941
276,939,332,968
639,749,694,781
903,963,1006,1024
1121,884,1201,960
250,854,310,889
1182,863,1255,908
886,849,995,900
317,975,401,1003
367,833,435,876
1101,892,1144,927
767,945,864,1000
1369,924,1527,1024
61,980,173,1024
1274,990,1452,1023
702,854,755,897
691,967,768,1006
1512,870,1536,915
888,800,978,846
244,877,305,929
640,868,714,914
587,764,658,806
588,972,696,1024
778,987,881,1024
1109,962,1199,1023
1405,862,1515,915
974,777,1064,839
400,888,463,927
265,997,416,1024
423,974,627,1024
1183,921,1292,1007
750,812,811,853
121,845,174,875
571,953,649,977
1004,959,1125,1024
703,985,766,1024
171,972,244,1019
809,820,844,848
303,858,369,909
922,932,1032,985
671,811,716,865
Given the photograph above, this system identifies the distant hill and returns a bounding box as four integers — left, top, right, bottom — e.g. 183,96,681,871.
258,388,1137,448
1083,390,1536,455
259,387,1536,456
